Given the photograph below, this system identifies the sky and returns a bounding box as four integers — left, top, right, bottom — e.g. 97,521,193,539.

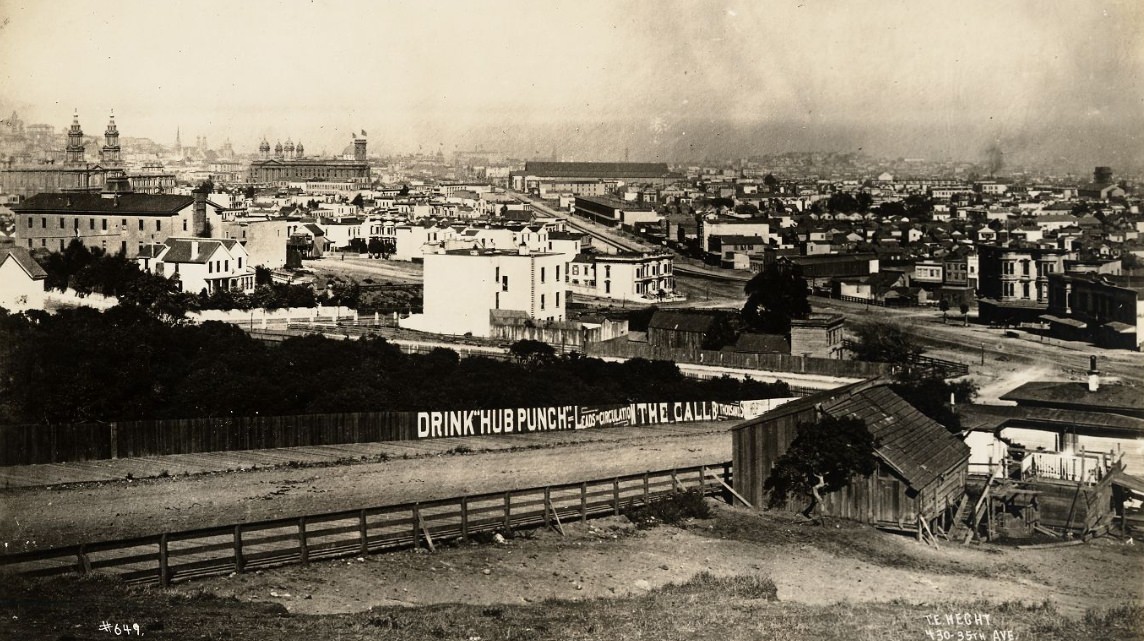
1,0,1141,170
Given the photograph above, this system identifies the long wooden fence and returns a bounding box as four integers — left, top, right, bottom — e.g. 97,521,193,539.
585,339,891,379
0,462,734,587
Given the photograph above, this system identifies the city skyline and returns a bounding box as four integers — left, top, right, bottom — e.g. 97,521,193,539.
1,0,1141,170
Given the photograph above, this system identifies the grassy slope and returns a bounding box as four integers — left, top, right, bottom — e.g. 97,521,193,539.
3,499,1141,641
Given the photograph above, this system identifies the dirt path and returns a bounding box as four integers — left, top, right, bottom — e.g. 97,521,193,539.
0,424,732,551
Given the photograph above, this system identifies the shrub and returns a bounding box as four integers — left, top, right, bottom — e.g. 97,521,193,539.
624,489,712,529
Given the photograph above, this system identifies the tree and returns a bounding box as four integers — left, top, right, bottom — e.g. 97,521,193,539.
509,339,556,367
351,193,365,208
367,237,385,259
848,320,921,364
763,415,878,521
939,299,950,324
891,372,978,434
734,203,759,217
742,265,811,335
959,303,970,326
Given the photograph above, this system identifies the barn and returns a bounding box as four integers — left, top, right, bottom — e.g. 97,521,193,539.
731,379,970,534
646,310,718,350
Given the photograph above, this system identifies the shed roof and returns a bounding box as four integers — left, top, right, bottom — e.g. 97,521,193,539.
735,380,970,491
1000,381,1144,414
0,247,48,280
648,310,718,333
13,193,195,216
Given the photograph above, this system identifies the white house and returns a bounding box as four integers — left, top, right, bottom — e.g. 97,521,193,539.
400,246,567,337
137,237,256,294
568,251,677,302
0,247,47,312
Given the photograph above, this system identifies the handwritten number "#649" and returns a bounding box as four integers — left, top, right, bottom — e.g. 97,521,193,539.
98,621,143,636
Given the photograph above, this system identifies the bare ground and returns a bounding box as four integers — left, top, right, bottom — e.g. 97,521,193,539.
0,423,732,551
168,503,1143,619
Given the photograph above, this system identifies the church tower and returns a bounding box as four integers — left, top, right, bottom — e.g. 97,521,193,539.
65,111,86,166
100,112,121,167
259,138,270,160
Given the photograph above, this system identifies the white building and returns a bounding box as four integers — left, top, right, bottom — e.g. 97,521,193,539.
220,218,289,269
568,251,676,302
137,237,256,294
400,247,567,337
0,247,47,312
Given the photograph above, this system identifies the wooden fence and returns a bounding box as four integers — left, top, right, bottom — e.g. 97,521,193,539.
585,339,890,379
0,462,734,587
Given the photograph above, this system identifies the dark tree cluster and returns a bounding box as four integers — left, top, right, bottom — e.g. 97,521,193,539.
741,264,811,335
763,415,877,515
0,307,791,425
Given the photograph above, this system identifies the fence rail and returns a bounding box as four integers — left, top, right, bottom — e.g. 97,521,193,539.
0,462,734,587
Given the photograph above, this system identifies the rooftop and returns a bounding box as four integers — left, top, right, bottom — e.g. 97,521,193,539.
1000,381,1144,414
13,193,195,216
525,161,674,179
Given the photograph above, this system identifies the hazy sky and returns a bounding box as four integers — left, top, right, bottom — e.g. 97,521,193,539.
1,0,1141,169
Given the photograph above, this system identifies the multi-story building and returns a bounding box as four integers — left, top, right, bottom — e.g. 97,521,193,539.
510,161,680,193
568,250,675,302
977,244,1074,324
573,195,659,229
248,133,370,184
698,216,770,259
219,218,289,269
400,247,567,337
1044,273,1144,350
977,244,1072,305
136,237,256,294
11,189,212,257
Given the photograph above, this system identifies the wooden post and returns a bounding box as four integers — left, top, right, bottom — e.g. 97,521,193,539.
543,487,551,528
613,478,621,515
418,511,436,553
580,482,587,523
298,516,309,564
76,544,92,575
412,504,421,550
234,525,245,574
460,497,469,542
158,534,170,587
359,509,369,555
643,472,650,504
503,492,511,530
699,466,706,494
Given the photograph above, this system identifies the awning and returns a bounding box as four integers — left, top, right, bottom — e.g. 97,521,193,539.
1102,321,1136,334
1042,315,1087,329
1110,470,1144,500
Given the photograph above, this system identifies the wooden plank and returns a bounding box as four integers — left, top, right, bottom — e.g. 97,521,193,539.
546,497,566,537
705,470,752,508
418,512,436,553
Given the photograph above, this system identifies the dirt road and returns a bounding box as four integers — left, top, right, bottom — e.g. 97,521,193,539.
0,424,732,551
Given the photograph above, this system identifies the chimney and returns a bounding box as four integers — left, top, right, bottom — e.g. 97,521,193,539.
190,239,200,258
1087,355,1101,392
518,241,530,256
192,190,207,236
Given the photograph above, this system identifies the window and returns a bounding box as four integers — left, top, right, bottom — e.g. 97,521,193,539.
41,217,46,228
238,257,243,269
556,265,560,281
208,262,213,274
139,220,144,231
121,219,126,227
502,276,508,291
224,260,229,272
59,217,65,229
540,294,545,310
540,267,545,283
156,220,162,232
604,280,611,294
604,265,611,278
89,218,95,230
183,220,188,232
101,219,107,231
556,292,560,307
121,241,127,254
572,264,579,276
26,217,32,228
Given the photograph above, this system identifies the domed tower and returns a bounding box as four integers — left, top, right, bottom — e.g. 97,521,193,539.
295,142,304,158
274,141,284,159
65,110,85,166
283,139,295,156
259,139,270,160
100,112,121,167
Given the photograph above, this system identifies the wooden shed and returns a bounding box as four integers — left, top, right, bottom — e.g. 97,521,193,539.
647,310,718,350
731,380,971,532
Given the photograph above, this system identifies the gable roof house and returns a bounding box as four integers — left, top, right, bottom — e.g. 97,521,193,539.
0,246,48,312
732,380,971,532
137,237,256,294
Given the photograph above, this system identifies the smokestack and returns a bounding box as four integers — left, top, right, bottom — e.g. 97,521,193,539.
1087,355,1101,393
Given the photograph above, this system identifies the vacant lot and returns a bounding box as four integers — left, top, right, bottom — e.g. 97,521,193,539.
3,502,1141,640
